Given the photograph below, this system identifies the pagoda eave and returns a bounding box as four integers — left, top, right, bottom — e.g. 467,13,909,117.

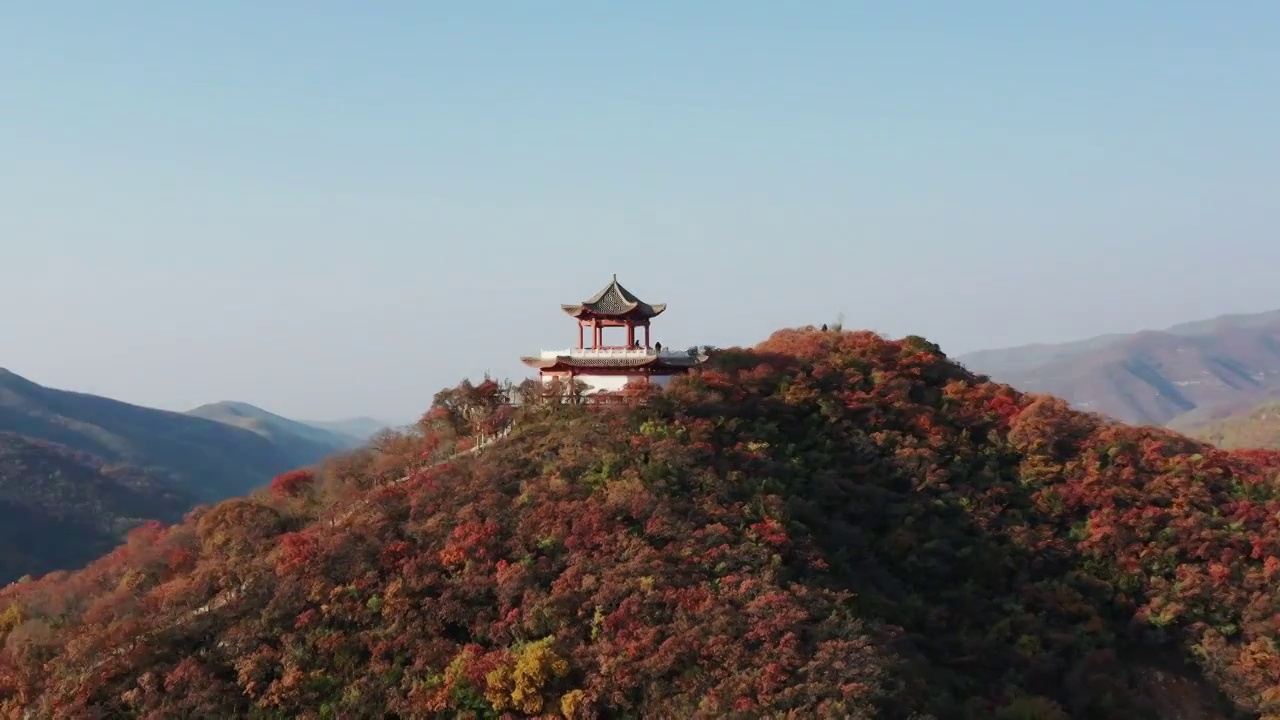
560,304,667,321
560,275,667,320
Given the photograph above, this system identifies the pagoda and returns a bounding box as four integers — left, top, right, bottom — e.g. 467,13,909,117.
521,275,706,397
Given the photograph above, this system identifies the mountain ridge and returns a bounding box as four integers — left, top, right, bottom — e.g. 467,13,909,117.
958,308,1280,376
186,400,362,455
958,308,1280,427
0,372,375,583
0,368,326,502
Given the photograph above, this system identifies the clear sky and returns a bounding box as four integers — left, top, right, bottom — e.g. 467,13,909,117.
2,2,1278,423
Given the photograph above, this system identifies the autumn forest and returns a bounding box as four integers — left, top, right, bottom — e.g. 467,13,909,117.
3,328,1280,718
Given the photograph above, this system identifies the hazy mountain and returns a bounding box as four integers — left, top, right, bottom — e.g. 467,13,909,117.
0,368,309,502
0,432,194,584
0,380,351,584
957,309,1280,426
302,416,389,444
1178,397,1280,450
187,401,360,455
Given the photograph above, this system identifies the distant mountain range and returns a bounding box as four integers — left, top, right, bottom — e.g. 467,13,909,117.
187,402,389,449
958,309,1280,428
303,416,390,442
0,368,315,502
185,401,369,457
0,368,384,583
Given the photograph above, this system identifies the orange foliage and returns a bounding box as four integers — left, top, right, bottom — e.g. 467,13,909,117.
269,469,316,498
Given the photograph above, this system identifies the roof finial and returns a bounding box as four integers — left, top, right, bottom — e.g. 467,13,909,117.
612,273,617,282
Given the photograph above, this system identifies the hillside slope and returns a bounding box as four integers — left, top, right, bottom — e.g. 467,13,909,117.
0,368,315,501
959,309,1280,426
3,329,1279,718
0,433,194,584
1182,398,1280,450
187,401,360,455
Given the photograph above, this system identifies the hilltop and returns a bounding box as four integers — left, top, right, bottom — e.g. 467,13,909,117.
3,329,1279,718
0,368,333,502
0,433,193,584
186,400,363,457
959,308,1280,427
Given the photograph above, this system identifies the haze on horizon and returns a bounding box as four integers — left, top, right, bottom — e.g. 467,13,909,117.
2,2,1277,424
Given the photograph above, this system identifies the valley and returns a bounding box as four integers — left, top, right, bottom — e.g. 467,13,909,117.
0,433,193,583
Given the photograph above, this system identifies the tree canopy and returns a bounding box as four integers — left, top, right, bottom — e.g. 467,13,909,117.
2,327,1278,718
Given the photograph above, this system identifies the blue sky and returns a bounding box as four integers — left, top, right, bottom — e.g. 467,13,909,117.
2,2,1277,423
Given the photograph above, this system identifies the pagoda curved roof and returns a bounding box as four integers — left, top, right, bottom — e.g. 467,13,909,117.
561,275,666,319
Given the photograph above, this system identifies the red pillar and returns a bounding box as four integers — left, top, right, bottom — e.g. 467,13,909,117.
643,324,650,348
627,323,635,347
578,322,584,349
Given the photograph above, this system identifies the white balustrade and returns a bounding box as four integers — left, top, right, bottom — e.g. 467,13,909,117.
538,347,687,359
